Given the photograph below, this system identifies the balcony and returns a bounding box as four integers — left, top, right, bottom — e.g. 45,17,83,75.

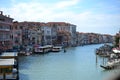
0,21,12,25
0,38,11,41
0,29,10,31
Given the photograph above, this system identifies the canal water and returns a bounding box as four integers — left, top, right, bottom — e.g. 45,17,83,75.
19,44,117,80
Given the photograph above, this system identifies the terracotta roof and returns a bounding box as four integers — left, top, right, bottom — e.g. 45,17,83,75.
47,22,71,26
14,22,76,28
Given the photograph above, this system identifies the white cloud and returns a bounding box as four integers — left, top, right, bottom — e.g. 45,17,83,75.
55,0,80,9
74,13,120,34
0,0,120,34
1,0,80,21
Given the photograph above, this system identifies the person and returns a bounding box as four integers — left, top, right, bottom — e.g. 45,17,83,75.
64,48,66,52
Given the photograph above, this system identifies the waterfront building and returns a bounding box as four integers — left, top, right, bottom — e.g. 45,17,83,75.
47,22,70,46
12,21,22,49
47,22,77,46
76,32,82,45
102,34,114,43
76,32,88,45
97,34,102,43
76,32,114,46
17,22,42,47
88,33,100,44
0,11,13,51
69,24,77,46
41,23,52,45
18,22,29,46
76,32,79,45
81,33,90,45
46,23,57,46
12,20,114,48
27,22,42,45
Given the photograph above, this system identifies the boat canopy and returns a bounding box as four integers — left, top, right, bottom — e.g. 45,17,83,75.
0,52,18,58
0,59,14,68
112,48,120,53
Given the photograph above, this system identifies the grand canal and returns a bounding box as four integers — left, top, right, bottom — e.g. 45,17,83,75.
19,44,117,80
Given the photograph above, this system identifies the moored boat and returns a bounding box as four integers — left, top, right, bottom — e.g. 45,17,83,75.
112,48,120,53
34,45,53,53
52,46,62,52
100,59,120,70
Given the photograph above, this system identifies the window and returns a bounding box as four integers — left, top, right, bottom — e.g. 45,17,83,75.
0,26,2,29
0,18,5,21
47,31,50,34
57,28,59,31
15,26,17,29
20,26,23,29
10,25,12,30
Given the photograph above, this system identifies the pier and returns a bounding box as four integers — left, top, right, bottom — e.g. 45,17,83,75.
0,52,19,80
96,44,120,70
95,44,113,57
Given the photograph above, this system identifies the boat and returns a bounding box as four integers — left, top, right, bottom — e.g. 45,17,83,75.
112,48,120,53
34,45,53,53
100,59,120,70
0,59,18,80
18,51,32,56
52,46,62,52
100,65,113,70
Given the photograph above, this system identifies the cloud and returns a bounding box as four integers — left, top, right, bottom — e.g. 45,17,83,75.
0,0,80,21
74,12,120,34
0,0,120,34
55,0,80,9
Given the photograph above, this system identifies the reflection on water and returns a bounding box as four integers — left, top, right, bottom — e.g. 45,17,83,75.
19,44,119,80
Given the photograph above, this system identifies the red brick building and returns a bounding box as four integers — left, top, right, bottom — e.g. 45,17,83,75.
0,11,13,51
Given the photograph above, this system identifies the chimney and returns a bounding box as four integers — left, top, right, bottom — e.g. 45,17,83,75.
0,11,3,15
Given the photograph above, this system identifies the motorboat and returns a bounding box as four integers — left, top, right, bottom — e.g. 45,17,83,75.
52,46,62,52
100,59,120,70
112,48,120,53
34,45,53,53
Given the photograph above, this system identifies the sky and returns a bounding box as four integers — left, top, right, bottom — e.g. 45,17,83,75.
0,0,120,35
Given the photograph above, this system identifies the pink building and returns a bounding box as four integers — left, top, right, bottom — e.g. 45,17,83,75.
0,11,13,51
12,21,22,49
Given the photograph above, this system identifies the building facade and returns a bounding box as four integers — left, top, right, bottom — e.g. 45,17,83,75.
47,22,77,46
0,11,13,51
12,22,22,49
41,23,52,45
12,22,42,48
76,32,114,46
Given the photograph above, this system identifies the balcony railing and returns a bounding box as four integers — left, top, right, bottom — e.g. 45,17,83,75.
0,38,11,41
0,29,10,31
0,21,12,25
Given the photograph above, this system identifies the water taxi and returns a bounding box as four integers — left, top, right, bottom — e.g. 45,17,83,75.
34,45,53,53
52,46,62,52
